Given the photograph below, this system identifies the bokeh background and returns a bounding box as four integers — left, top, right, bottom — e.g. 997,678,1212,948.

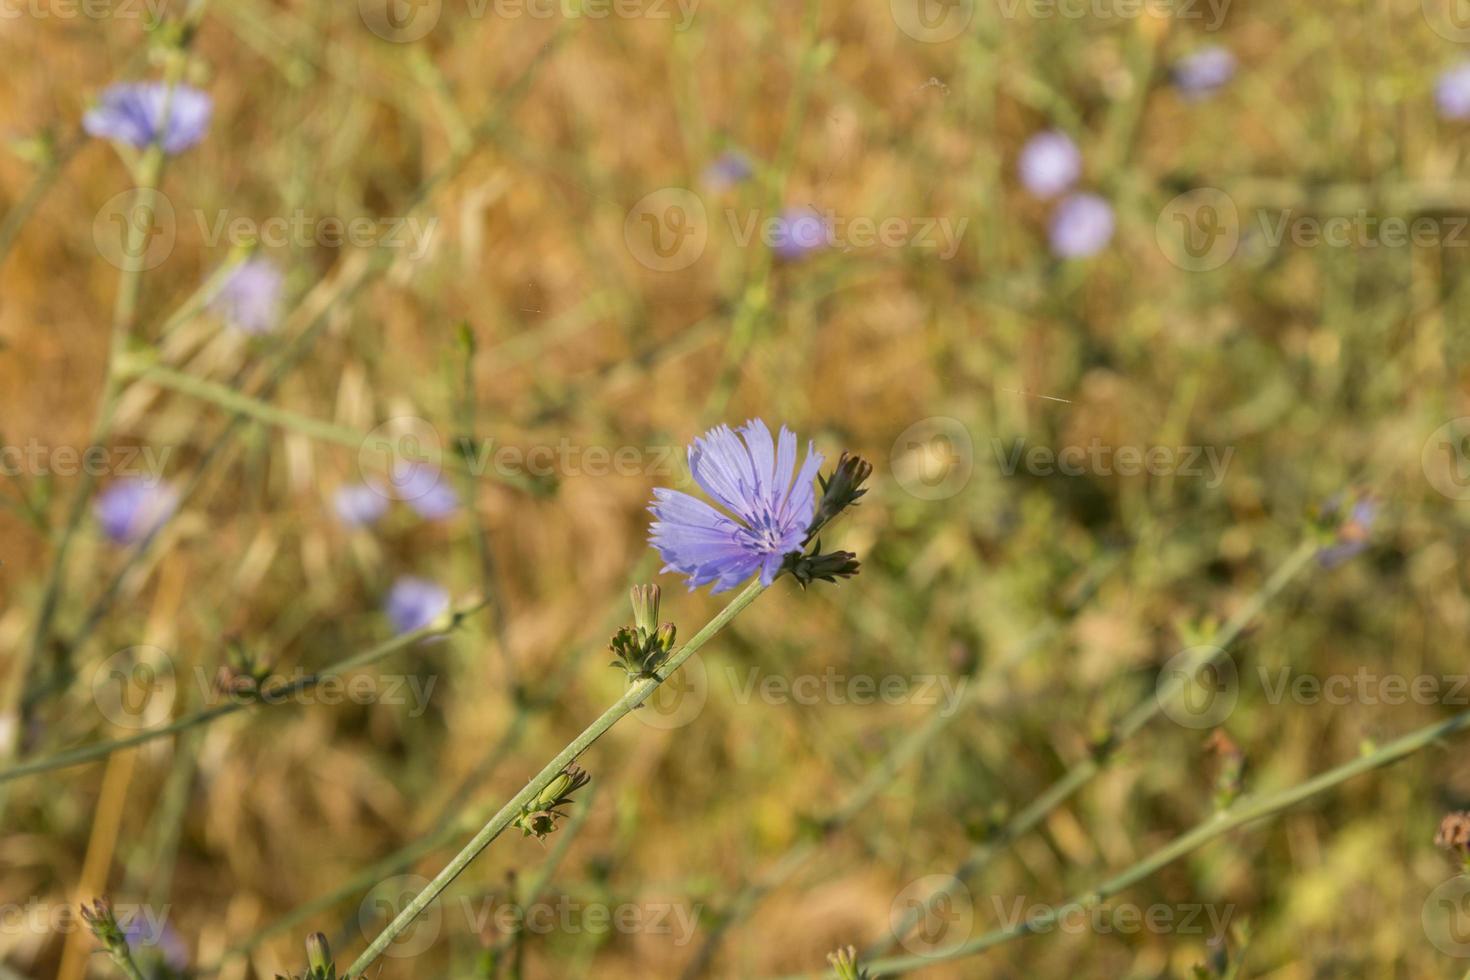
3,0,1470,976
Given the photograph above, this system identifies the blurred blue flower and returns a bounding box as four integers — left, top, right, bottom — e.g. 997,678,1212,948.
1048,193,1115,258
209,258,284,335
1437,62,1470,120
771,206,829,261
1173,46,1236,100
83,82,213,155
94,478,178,545
649,419,824,593
122,917,188,974
1317,497,1379,568
333,481,389,527
386,577,450,634
1018,130,1082,199
702,150,754,191
393,461,460,520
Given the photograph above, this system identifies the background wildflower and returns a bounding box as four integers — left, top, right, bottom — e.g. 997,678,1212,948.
1048,192,1115,258
333,482,389,527
385,576,450,634
1173,46,1237,100
771,206,829,261
1018,130,1082,199
208,258,284,335
392,461,461,520
702,150,753,190
83,81,213,154
1437,62,1470,120
94,478,178,545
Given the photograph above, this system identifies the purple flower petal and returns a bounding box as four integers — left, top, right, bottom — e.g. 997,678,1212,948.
1438,62,1470,120
1173,46,1236,100
771,207,829,261
209,258,284,335
1018,130,1082,199
392,461,460,520
94,478,178,545
649,420,823,593
702,150,753,190
83,82,213,155
334,482,389,527
385,576,450,634
1048,193,1115,259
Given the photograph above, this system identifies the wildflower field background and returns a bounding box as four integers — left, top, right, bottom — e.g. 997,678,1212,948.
3,0,1470,977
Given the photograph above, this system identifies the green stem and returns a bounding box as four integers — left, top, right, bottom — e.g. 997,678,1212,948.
871,539,1318,958
345,579,768,977
0,604,483,785
842,705,1470,977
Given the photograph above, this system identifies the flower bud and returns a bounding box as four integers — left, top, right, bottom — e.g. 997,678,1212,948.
630,584,661,635
826,945,869,979
306,933,332,973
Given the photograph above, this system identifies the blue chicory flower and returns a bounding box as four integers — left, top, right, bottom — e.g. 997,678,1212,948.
771,206,829,261
392,461,460,520
334,481,390,527
702,150,754,191
94,478,178,545
1437,62,1470,120
83,82,213,155
649,420,824,593
209,258,284,335
385,577,450,634
1172,46,1236,100
1048,193,1115,258
122,917,189,974
1018,130,1082,199
1317,497,1380,569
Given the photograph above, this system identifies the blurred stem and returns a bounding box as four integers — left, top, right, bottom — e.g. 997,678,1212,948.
8,8,208,822
843,704,1470,977
679,625,1055,980
870,538,1319,959
115,359,533,494
705,0,821,419
0,602,485,785
346,579,769,977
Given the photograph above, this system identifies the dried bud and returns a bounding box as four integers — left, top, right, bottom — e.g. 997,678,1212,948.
809,452,873,539
1437,811,1470,865
1205,730,1245,810
785,545,861,589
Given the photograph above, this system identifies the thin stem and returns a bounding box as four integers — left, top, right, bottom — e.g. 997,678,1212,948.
871,538,1318,958
0,603,484,785
836,705,1470,978
115,360,536,493
679,625,1055,980
346,579,768,977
